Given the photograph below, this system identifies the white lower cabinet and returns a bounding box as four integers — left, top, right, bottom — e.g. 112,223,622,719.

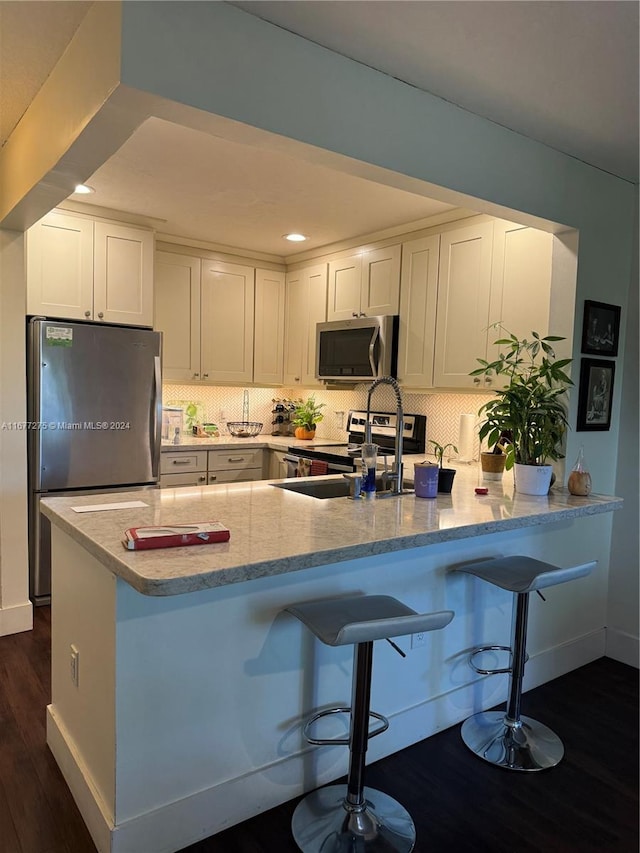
160,451,208,487
206,449,264,484
160,448,265,488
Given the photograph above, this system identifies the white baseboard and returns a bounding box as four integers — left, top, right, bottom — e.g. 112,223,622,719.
47,630,606,853
46,707,114,853
605,628,639,668
0,600,32,636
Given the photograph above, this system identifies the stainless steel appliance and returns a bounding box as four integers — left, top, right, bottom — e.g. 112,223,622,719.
316,316,398,383
285,410,426,475
27,318,162,603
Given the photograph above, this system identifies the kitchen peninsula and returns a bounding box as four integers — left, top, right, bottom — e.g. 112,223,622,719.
41,471,621,853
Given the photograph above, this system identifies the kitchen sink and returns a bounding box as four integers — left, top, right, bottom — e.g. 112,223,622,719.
273,476,390,500
273,480,352,499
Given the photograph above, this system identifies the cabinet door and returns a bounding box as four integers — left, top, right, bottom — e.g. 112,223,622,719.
155,252,202,382
160,472,208,488
397,235,440,388
94,222,154,326
200,260,254,383
327,254,362,320
433,223,493,388
254,269,285,385
361,245,401,316
487,221,553,371
283,264,327,386
26,211,94,320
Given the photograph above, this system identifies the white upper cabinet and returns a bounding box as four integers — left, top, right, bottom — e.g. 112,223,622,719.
200,259,255,384
431,219,554,389
327,254,362,320
487,220,553,364
154,251,202,382
254,268,286,385
397,235,440,388
327,245,400,320
283,263,328,386
27,210,154,326
26,211,94,320
93,222,154,326
433,222,494,388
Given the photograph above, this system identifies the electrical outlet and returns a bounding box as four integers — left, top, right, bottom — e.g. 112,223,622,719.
70,644,80,687
411,632,427,649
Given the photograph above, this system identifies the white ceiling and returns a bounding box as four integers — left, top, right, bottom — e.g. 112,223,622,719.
1,0,637,256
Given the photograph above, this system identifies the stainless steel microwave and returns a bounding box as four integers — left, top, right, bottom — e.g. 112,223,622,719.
315,315,398,383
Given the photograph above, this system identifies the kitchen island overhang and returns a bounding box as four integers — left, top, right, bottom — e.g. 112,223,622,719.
41,473,621,853
40,473,621,597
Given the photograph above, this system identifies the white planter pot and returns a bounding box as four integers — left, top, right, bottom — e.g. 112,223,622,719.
514,463,553,496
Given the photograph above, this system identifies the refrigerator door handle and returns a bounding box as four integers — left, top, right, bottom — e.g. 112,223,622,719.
152,355,162,479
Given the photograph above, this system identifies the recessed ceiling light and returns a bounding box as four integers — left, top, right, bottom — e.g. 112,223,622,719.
73,184,95,195
284,233,308,242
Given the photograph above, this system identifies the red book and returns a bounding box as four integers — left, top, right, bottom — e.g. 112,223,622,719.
123,522,230,551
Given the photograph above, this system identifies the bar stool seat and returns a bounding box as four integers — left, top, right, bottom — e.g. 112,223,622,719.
286,594,453,853
453,556,596,772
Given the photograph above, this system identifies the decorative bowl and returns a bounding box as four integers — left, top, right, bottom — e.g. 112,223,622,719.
227,421,263,438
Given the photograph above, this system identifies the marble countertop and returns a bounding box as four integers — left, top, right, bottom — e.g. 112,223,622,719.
161,434,347,452
41,465,622,598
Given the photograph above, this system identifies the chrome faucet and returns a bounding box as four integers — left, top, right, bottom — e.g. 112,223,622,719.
365,376,405,496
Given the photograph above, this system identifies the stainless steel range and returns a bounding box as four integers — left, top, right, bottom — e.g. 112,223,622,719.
284,410,426,476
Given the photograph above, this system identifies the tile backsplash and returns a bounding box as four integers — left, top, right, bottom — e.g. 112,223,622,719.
163,383,493,461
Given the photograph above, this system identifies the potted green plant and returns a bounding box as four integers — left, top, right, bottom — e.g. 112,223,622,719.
470,326,572,495
429,440,458,493
292,396,325,440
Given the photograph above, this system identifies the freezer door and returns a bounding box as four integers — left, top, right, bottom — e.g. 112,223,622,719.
30,320,162,491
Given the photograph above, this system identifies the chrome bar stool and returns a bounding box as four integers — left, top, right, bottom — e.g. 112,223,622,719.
453,555,596,772
285,593,453,853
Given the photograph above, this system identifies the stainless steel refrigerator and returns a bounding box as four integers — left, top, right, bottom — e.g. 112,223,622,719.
27,318,162,603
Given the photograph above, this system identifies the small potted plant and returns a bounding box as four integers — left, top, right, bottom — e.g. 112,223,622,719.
429,440,458,494
480,433,509,480
292,396,325,440
470,326,572,495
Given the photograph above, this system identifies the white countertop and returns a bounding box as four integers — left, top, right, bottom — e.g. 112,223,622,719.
161,434,347,452
41,464,622,598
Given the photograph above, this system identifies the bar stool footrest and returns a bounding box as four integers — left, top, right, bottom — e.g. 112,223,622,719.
303,706,389,746
469,644,528,675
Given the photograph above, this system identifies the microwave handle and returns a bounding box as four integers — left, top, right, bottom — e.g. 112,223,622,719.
368,325,380,377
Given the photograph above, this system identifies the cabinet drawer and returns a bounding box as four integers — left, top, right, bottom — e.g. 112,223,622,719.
161,451,208,474
207,449,263,471
160,471,208,488
206,467,263,485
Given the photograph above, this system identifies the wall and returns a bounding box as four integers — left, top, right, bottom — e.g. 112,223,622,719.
607,192,639,666
164,382,493,459
0,229,32,635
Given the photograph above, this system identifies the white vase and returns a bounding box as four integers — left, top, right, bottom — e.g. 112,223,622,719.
514,463,553,496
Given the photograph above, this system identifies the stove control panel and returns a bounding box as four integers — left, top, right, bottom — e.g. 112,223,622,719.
346,410,426,453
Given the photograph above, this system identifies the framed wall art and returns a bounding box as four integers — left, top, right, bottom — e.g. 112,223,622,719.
576,358,616,431
581,300,621,357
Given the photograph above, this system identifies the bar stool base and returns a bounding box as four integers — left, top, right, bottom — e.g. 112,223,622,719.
291,784,415,852
461,711,564,771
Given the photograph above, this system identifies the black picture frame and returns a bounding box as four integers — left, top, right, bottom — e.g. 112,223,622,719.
576,358,616,431
581,300,621,356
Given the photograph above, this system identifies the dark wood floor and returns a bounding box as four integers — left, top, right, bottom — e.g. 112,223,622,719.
1,608,637,853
